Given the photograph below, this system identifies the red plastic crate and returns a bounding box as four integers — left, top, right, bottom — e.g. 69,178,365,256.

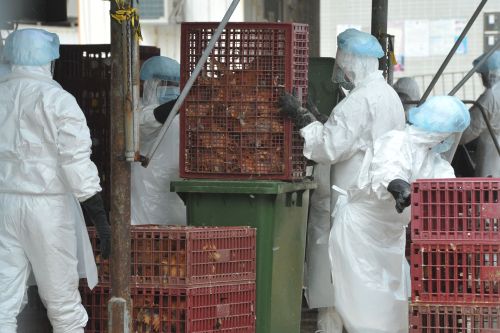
87,226,256,286
80,282,256,333
411,178,500,243
411,243,500,304
180,22,309,180
54,45,160,217
410,303,500,332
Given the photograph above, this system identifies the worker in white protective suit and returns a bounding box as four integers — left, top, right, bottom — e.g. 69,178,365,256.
393,77,421,120
280,28,406,332
0,28,110,333
325,95,469,333
460,51,500,177
131,56,186,225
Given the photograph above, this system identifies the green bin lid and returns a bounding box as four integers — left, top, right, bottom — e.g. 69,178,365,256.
171,179,316,194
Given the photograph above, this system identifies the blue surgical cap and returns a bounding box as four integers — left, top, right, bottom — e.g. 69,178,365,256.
4,29,60,66
140,56,180,82
409,96,470,133
337,28,384,58
473,51,500,73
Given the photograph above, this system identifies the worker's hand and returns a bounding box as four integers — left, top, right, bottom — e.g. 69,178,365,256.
387,179,411,213
153,97,178,124
81,193,111,259
279,92,302,117
306,97,329,124
279,92,317,128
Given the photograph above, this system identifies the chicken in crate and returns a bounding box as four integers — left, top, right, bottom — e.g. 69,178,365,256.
80,283,256,333
180,22,309,180
86,226,256,286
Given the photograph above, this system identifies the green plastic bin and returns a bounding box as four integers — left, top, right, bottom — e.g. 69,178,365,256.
171,180,316,333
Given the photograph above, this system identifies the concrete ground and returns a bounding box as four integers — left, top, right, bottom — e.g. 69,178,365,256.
300,295,319,333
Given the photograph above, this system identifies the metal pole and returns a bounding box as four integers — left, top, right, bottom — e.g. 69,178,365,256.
371,0,388,78
418,0,488,106
142,0,240,166
109,0,134,331
448,39,500,96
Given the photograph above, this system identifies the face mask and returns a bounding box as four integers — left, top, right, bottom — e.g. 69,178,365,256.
157,86,180,104
340,79,355,91
431,135,455,153
332,66,354,91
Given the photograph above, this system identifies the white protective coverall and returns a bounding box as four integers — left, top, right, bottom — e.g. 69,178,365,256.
328,127,455,333
327,95,469,333
0,64,99,332
301,30,406,332
460,82,500,177
304,163,335,309
131,66,186,226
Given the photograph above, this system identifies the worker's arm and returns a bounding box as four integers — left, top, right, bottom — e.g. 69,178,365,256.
300,96,368,164
55,91,101,201
56,91,111,258
460,91,492,144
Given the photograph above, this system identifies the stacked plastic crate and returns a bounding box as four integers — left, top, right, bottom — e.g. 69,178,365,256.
179,22,309,180
80,226,257,332
409,178,500,332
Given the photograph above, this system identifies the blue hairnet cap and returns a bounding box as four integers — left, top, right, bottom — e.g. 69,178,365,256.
337,28,384,58
140,56,180,82
473,51,500,73
4,29,60,66
409,96,470,133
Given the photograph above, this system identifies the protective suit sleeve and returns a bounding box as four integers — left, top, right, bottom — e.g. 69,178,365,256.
460,91,492,144
300,97,368,164
56,92,101,201
369,131,412,200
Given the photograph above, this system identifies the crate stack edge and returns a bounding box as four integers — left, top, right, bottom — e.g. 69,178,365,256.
409,178,500,332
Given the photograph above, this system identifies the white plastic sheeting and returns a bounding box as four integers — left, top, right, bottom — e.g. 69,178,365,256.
328,125,455,333
131,110,186,226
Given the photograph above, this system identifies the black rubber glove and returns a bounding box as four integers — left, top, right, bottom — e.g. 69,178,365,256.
153,98,178,124
387,179,411,214
278,92,317,128
81,193,111,259
306,97,329,124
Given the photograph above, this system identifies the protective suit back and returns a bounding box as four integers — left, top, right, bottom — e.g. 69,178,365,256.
0,28,101,332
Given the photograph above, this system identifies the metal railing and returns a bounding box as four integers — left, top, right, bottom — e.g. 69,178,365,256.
406,71,484,101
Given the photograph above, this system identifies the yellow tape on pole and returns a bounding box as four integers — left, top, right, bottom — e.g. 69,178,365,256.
110,0,143,40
